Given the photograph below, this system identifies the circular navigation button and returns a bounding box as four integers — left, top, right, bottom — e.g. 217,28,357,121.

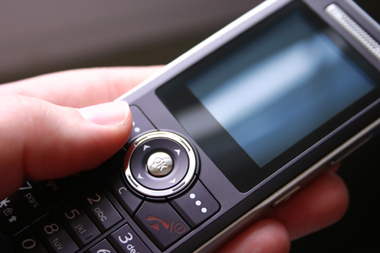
147,152,173,177
124,131,197,198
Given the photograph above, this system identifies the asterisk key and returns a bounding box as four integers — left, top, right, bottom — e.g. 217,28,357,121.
0,198,10,208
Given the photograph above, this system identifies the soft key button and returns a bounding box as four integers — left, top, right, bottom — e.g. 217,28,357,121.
107,224,151,253
128,106,156,145
171,181,220,228
134,201,190,250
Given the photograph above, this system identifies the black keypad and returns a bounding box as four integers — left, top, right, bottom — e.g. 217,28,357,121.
10,226,48,253
107,224,151,253
107,173,143,216
55,201,100,247
171,181,220,228
128,106,156,145
134,201,190,250
78,188,122,232
32,213,78,252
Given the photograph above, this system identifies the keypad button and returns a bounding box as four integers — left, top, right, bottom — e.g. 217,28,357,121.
107,224,151,253
55,201,100,247
134,201,190,250
78,188,122,232
128,106,156,145
87,239,117,253
37,179,67,202
10,226,48,253
14,181,47,218
107,173,143,216
171,181,220,228
65,171,92,190
0,196,27,234
32,213,79,253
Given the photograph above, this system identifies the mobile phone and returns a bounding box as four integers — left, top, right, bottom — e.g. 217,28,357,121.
1,0,380,252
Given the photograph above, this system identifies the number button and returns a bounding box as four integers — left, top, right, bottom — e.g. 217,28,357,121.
32,213,78,252
78,188,122,232
37,179,67,201
10,226,48,253
107,224,151,253
14,181,47,218
55,202,100,247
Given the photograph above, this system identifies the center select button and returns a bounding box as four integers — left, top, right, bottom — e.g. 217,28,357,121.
147,152,173,177
130,138,189,191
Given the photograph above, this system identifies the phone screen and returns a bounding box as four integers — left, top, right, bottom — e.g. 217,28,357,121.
158,6,379,192
185,12,375,168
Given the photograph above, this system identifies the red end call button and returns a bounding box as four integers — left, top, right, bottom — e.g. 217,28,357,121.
134,201,190,250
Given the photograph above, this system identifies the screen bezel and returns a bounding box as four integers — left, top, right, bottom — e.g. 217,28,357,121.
157,1,380,193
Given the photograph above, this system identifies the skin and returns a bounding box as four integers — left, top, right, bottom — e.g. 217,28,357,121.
0,67,349,252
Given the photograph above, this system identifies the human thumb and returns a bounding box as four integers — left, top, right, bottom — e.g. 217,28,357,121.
0,94,132,200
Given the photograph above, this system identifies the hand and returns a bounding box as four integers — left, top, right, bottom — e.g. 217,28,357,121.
0,67,349,252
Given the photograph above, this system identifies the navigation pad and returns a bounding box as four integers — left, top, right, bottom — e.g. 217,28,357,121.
124,131,197,198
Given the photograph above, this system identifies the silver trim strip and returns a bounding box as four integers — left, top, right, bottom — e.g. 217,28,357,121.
326,4,380,61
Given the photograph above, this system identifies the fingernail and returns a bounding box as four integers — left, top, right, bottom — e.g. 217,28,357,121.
78,101,130,126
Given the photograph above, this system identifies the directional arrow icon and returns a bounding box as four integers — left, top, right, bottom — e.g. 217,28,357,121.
138,173,144,179
143,145,150,151
174,149,181,156
8,216,17,223
169,178,176,184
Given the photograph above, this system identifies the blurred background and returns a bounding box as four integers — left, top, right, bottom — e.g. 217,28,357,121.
1,0,379,252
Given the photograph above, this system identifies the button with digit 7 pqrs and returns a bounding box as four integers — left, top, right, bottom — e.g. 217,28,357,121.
171,181,220,228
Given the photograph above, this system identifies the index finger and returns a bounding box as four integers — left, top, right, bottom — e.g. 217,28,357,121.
0,66,161,107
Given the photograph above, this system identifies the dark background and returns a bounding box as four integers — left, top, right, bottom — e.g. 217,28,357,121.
2,1,379,252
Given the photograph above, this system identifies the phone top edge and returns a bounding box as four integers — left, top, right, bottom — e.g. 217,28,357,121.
345,0,380,33
115,0,288,102
195,116,380,253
